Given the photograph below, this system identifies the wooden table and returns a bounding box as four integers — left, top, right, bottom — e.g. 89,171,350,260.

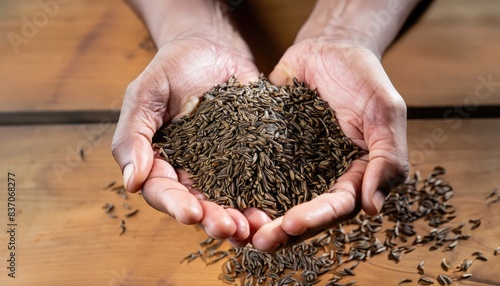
0,0,499,285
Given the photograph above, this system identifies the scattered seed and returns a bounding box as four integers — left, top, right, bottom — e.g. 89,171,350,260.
417,261,425,274
418,277,434,285
436,274,452,286
459,273,472,280
106,212,117,219
103,181,116,190
116,188,128,200
457,259,473,272
119,220,126,235
441,258,451,271
485,188,498,200
103,203,117,219
468,218,481,230
398,278,412,285
487,196,500,207
122,202,132,210
472,252,488,261
124,209,139,217
181,250,203,264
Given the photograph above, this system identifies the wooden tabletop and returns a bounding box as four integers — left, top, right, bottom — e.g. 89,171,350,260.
0,119,499,285
0,0,499,285
1,0,499,124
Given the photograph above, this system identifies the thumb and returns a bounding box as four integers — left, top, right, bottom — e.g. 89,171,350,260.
269,59,298,86
112,78,169,192
361,111,408,214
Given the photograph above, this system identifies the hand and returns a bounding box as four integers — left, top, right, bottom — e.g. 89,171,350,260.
111,31,262,240
250,37,409,251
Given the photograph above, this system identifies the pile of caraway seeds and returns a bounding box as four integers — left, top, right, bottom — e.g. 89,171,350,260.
155,76,359,218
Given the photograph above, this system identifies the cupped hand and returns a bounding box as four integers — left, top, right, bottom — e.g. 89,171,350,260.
251,38,409,251
111,32,261,240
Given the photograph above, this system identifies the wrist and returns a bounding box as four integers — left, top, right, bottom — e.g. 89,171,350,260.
296,0,420,58
128,0,234,48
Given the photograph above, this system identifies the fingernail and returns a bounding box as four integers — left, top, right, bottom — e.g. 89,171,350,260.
172,96,199,121
372,190,386,213
123,163,135,192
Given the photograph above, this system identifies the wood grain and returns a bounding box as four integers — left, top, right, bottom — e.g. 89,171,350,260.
383,0,500,107
0,119,499,285
0,0,155,114
1,0,499,122
245,0,500,107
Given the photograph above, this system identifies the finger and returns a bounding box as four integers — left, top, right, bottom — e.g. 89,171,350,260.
245,208,273,234
198,200,237,239
171,69,259,122
142,158,203,225
171,96,200,121
228,208,272,248
225,208,250,240
269,57,299,86
280,158,367,237
361,147,408,215
362,94,408,215
236,71,260,84
251,217,289,252
175,169,208,200
112,78,169,193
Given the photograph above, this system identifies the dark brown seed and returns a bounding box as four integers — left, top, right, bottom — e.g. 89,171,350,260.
469,218,481,230
103,181,116,190
445,240,458,251
124,209,139,217
485,188,498,200
418,277,434,285
122,202,132,210
180,250,202,264
494,247,500,256
472,251,488,261
343,268,355,276
441,258,451,271
119,220,126,235
103,203,117,218
417,261,425,274
116,188,128,200
79,148,85,160
487,196,500,206
398,279,412,285
457,259,473,271
112,185,125,191
106,212,117,219
102,203,114,211
459,273,472,279
436,274,452,286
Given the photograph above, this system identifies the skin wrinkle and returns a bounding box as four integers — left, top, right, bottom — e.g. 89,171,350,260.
328,188,358,220
158,64,173,122
363,91,406,160
315,47,365,139
136,105,162,138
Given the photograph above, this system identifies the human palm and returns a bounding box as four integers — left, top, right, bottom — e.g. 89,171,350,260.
250,38,409,251
112,35,260,240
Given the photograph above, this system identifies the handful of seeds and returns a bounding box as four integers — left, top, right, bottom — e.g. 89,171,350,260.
154,76,359,218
